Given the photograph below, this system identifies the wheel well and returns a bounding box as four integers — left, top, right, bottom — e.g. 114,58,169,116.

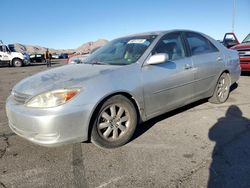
87,92,141,141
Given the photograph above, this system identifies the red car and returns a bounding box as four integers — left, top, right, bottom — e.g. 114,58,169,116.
231,33,250,71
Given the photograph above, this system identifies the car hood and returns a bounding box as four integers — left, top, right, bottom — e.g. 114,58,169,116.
13,64,120,96
11,52,24,59
231,42,250,50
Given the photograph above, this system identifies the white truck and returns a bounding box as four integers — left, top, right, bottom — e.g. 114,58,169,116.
0,42,30,67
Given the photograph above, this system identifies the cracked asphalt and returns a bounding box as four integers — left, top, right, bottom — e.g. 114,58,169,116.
0,61,250,188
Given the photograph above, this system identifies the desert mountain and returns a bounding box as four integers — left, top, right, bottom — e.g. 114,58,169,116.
76,39,108,54
13,39,108,54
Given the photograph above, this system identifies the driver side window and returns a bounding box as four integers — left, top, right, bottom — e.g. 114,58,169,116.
153,33,185,60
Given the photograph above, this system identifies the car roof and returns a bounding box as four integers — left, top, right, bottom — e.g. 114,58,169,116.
124,29,200,37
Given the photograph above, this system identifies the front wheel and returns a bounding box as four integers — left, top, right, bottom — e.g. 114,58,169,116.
91,95,137,149
209,73,231,104
12,58,23,67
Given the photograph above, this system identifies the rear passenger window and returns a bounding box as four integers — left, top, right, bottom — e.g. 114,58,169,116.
186,32,218,55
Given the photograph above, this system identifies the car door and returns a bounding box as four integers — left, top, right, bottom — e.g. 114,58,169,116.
184,32,222,97
142,32,196,118
0,45,11,61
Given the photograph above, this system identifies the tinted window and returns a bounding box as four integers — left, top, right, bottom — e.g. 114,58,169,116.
153,33,185,60
186,32,218,55
1,45,8,52
0,45,7,52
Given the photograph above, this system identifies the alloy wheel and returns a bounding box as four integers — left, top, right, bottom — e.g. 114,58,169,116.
217,75,229,102
97,104,130,141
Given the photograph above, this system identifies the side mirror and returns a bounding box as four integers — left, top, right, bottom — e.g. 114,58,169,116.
147,53,169,65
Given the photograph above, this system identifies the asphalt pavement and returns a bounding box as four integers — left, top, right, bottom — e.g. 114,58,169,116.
0,61,250,188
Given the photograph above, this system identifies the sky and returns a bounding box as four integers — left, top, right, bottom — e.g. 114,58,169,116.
1,0,249,49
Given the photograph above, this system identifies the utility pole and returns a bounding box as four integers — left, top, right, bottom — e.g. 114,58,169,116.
232,0,236,32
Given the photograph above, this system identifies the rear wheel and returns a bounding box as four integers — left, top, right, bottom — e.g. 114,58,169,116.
209,73,231,104
91,95,137,148
12,58,23,67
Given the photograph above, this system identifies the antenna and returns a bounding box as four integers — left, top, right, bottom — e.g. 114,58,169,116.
232,0,236,32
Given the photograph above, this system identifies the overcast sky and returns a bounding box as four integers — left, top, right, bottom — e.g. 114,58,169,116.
1,0,249,49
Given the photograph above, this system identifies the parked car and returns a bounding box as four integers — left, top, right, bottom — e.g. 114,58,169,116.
67,52,78,59
51,54,60,59
68,54,89,64
7,44,30,65
29,54,45,63
6,30,241,148
0,43,30,67
67,48,99,64
231,33,250,71
59,53,68,59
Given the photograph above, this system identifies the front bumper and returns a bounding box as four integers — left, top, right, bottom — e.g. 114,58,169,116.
6,95,93,147
240,57,250,71
23,58,30,65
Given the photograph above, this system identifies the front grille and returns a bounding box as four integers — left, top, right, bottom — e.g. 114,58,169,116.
12,91,31,104
237,49,250,58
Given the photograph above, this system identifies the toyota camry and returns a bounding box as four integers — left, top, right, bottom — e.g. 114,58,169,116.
6,30,241,148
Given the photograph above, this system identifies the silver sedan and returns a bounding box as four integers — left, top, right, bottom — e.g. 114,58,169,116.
6,30,241,148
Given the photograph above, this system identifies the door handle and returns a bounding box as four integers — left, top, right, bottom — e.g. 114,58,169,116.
217,57,223,63
184,64,192,69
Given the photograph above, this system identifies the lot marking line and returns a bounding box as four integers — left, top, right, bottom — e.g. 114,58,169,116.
96,176,124,188
72,143,88,188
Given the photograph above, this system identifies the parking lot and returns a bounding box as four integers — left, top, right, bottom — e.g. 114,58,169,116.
0,61,250,188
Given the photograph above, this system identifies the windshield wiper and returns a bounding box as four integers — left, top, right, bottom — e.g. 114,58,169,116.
109,63,128,65
90,60,107,65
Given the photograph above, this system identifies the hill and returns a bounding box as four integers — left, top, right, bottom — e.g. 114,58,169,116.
13,39,108,54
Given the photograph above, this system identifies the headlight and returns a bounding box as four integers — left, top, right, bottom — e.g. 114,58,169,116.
25,88,81,108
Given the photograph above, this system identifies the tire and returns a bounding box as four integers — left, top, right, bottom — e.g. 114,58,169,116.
12,58,23,67
91,95,137,149
209,73,231,104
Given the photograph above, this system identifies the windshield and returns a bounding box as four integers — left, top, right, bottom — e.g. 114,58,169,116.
84,35,157,65
242,34,250,43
